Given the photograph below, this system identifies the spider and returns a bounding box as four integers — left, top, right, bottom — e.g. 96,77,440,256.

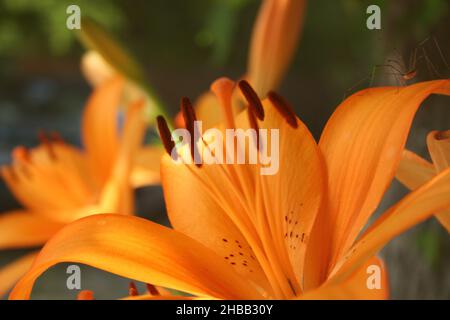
371,36,449,86
343,36,449,99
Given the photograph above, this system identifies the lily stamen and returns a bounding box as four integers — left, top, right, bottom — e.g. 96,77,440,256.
238,80,265,120
267,91,298,128
435,129,450,140
156,115,177,161
128,282,138,296
49,131,65,144
37,131,57,160
180,97,202,167
12,146,31,164
146,283,160,296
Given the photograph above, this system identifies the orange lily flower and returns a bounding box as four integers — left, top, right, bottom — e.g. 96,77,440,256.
0,76,150,297
80,52,164,188
8,79,450,300
396,130,450,232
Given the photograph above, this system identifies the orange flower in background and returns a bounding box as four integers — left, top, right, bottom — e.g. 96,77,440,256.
247,0,306,97
8,79,450,300
0,76,154,297
178,0,307,129
396,130,450,232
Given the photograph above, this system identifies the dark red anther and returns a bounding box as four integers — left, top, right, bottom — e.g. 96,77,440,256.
13,146,31,163
156,116,178,161
435,130,450,140
129,282,139,296
267,91,298,128
146,283,160,296
238,80,264,121
180,97,201,167
37,130,57,160
49,131,65,144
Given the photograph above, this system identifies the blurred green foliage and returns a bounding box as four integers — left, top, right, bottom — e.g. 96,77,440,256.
0,0,448,69
0,0,124,56
0,0,259,65
416,226,442,268
196,0,253,65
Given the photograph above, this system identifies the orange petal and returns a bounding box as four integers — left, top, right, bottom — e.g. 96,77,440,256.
257,100,326,294
161,153,272,296
1,144,96,214
396,150,435,190
329,167,450,282
427,130,450,231
162,94,274,295
395,149,450,231
131,145,164,188
99,99,146,214
191,92,223,129
318,80,450,269
247,0,307,97
162,99,325,297
9,214,262,300
427,130,450,171
82,76,123,184
301,256,388,300
0,210,62,249
0,252,38,298
81,50,116,87
427,129,450,173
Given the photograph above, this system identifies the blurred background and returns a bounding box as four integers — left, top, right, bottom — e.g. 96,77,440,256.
0,0,449,299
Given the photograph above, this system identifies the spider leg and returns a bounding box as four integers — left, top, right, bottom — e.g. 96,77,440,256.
422,46,444,78
392,48,406,70
432,36,450,71
343,74,371,100
370,64,406,89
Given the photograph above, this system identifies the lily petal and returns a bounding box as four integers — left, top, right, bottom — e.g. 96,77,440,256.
9,214,262,300
330,167,450,282
82,76,123,185
0,210,62,249
1,144,96,215
427,130,450,231
81,50,116,87
301,256,388,300
161,152,272,295
427,130,450,173
131,145,164,188
396,149,449,232
99,99,146,215
163,98,326,297
0,251,38,298
257,101,326,293
396,150,435,190
248,0,307,97
318,80,450,268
